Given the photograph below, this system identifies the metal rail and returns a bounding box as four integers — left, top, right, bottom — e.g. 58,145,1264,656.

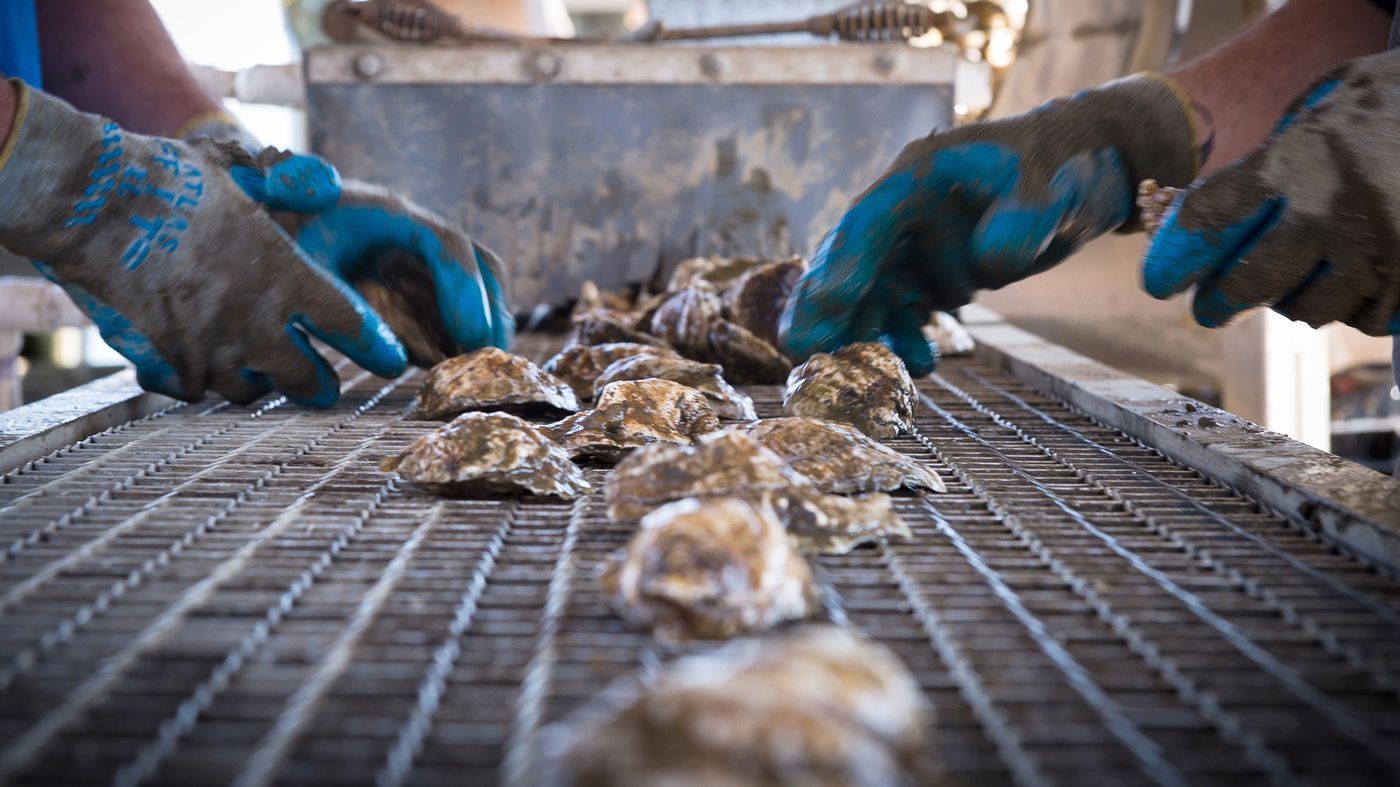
0,330,1396,784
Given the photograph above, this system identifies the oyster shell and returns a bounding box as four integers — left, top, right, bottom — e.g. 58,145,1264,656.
538,625,929,787
647,285,723,358
570,313,669,349
599,497,817,642
721,256,806,348
924,311,974,356
648,286,792,384
707,318,792,384
605,431,910,554
542,379,721,462
666,255,767,293
352,250,454,368
380,412,590,499
761,489,910,556
572,279,636,320
542,342,678,401
415,347,579,420
738,418,944,494
593,354,757,421
783,342,918,438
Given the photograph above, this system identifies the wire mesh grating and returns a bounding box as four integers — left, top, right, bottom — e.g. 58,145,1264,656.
0,339,1397,786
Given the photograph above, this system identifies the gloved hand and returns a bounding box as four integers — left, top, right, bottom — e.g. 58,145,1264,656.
781,74,1201,376
1143,50,1400,334
177,113,514,367
275,181,513,368
0,80,407,406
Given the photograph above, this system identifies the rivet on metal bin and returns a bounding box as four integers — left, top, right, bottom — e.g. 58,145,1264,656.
353,50,386,81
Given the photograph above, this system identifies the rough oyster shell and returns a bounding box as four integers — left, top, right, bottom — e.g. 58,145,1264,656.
721,256,806,348
538,625,930,787
738,418,944,494
415,347,579,420
541,379,721,463
666,255,768,293
605,431,909,554
707,318,792,384
593,354,757,421
570,313,669,348
380,412,590,499
647,285,722,358
599,496,817,642
783,342,918,438
352,250,454,368
648,286,792,384
758,488,910,555
542,342,679,401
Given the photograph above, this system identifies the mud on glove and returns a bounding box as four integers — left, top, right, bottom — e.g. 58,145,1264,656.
0,80,406,407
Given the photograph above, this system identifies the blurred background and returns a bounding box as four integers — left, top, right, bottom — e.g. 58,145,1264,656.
3,0,1397,472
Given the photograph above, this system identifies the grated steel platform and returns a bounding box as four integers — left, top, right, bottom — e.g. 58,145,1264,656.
1,331,1399,786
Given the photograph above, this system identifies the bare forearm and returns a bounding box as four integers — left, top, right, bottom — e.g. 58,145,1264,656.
35,0,221,137
1171,0,1391,174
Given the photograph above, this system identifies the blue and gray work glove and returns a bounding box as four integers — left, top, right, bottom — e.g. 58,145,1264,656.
274,180,513,368
781,74,1201,376
0,80,406,407
1143,50,1400,335
184,114,513,369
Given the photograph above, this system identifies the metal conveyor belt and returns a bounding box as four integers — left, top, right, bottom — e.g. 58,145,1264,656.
1,337,1399,786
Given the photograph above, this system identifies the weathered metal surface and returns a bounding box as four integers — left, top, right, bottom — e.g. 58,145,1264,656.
305,44,959,310
0,370,171,472
1,337,1399,785
961,304,1400,575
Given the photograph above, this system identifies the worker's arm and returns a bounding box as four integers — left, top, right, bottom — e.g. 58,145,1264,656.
1172,0,1392,173
780,0,1395,374
34,0,223,138
0,1,512,404
0,80,407,405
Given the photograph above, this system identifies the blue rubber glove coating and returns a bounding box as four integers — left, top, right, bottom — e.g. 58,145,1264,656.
782,142,1133,378
780,75,1201,377
276,181,514,365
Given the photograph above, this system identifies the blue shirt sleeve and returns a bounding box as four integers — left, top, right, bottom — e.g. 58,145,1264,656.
0,0,41,88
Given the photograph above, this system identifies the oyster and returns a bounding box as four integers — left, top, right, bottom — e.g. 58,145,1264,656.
647,286,792,385
605,431,910,554
593,354,757,421
738,418,944,494
666,255,767,293
708,318,792,384
542,342,678,401
538,625,930,787
542,379,721,462
352,250,455,368
572,279,635,320
570,313,669,349
599,497,817,642
721,256,806,348
783,342,918,438
762,489,910,556
924,311,973,356
415,347,579,420
647,285,723,358
380,412,590,499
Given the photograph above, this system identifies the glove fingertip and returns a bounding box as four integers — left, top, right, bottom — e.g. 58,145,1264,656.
882,307,937,378
261,154,343,212
281,324,345,408
296,305,408,381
